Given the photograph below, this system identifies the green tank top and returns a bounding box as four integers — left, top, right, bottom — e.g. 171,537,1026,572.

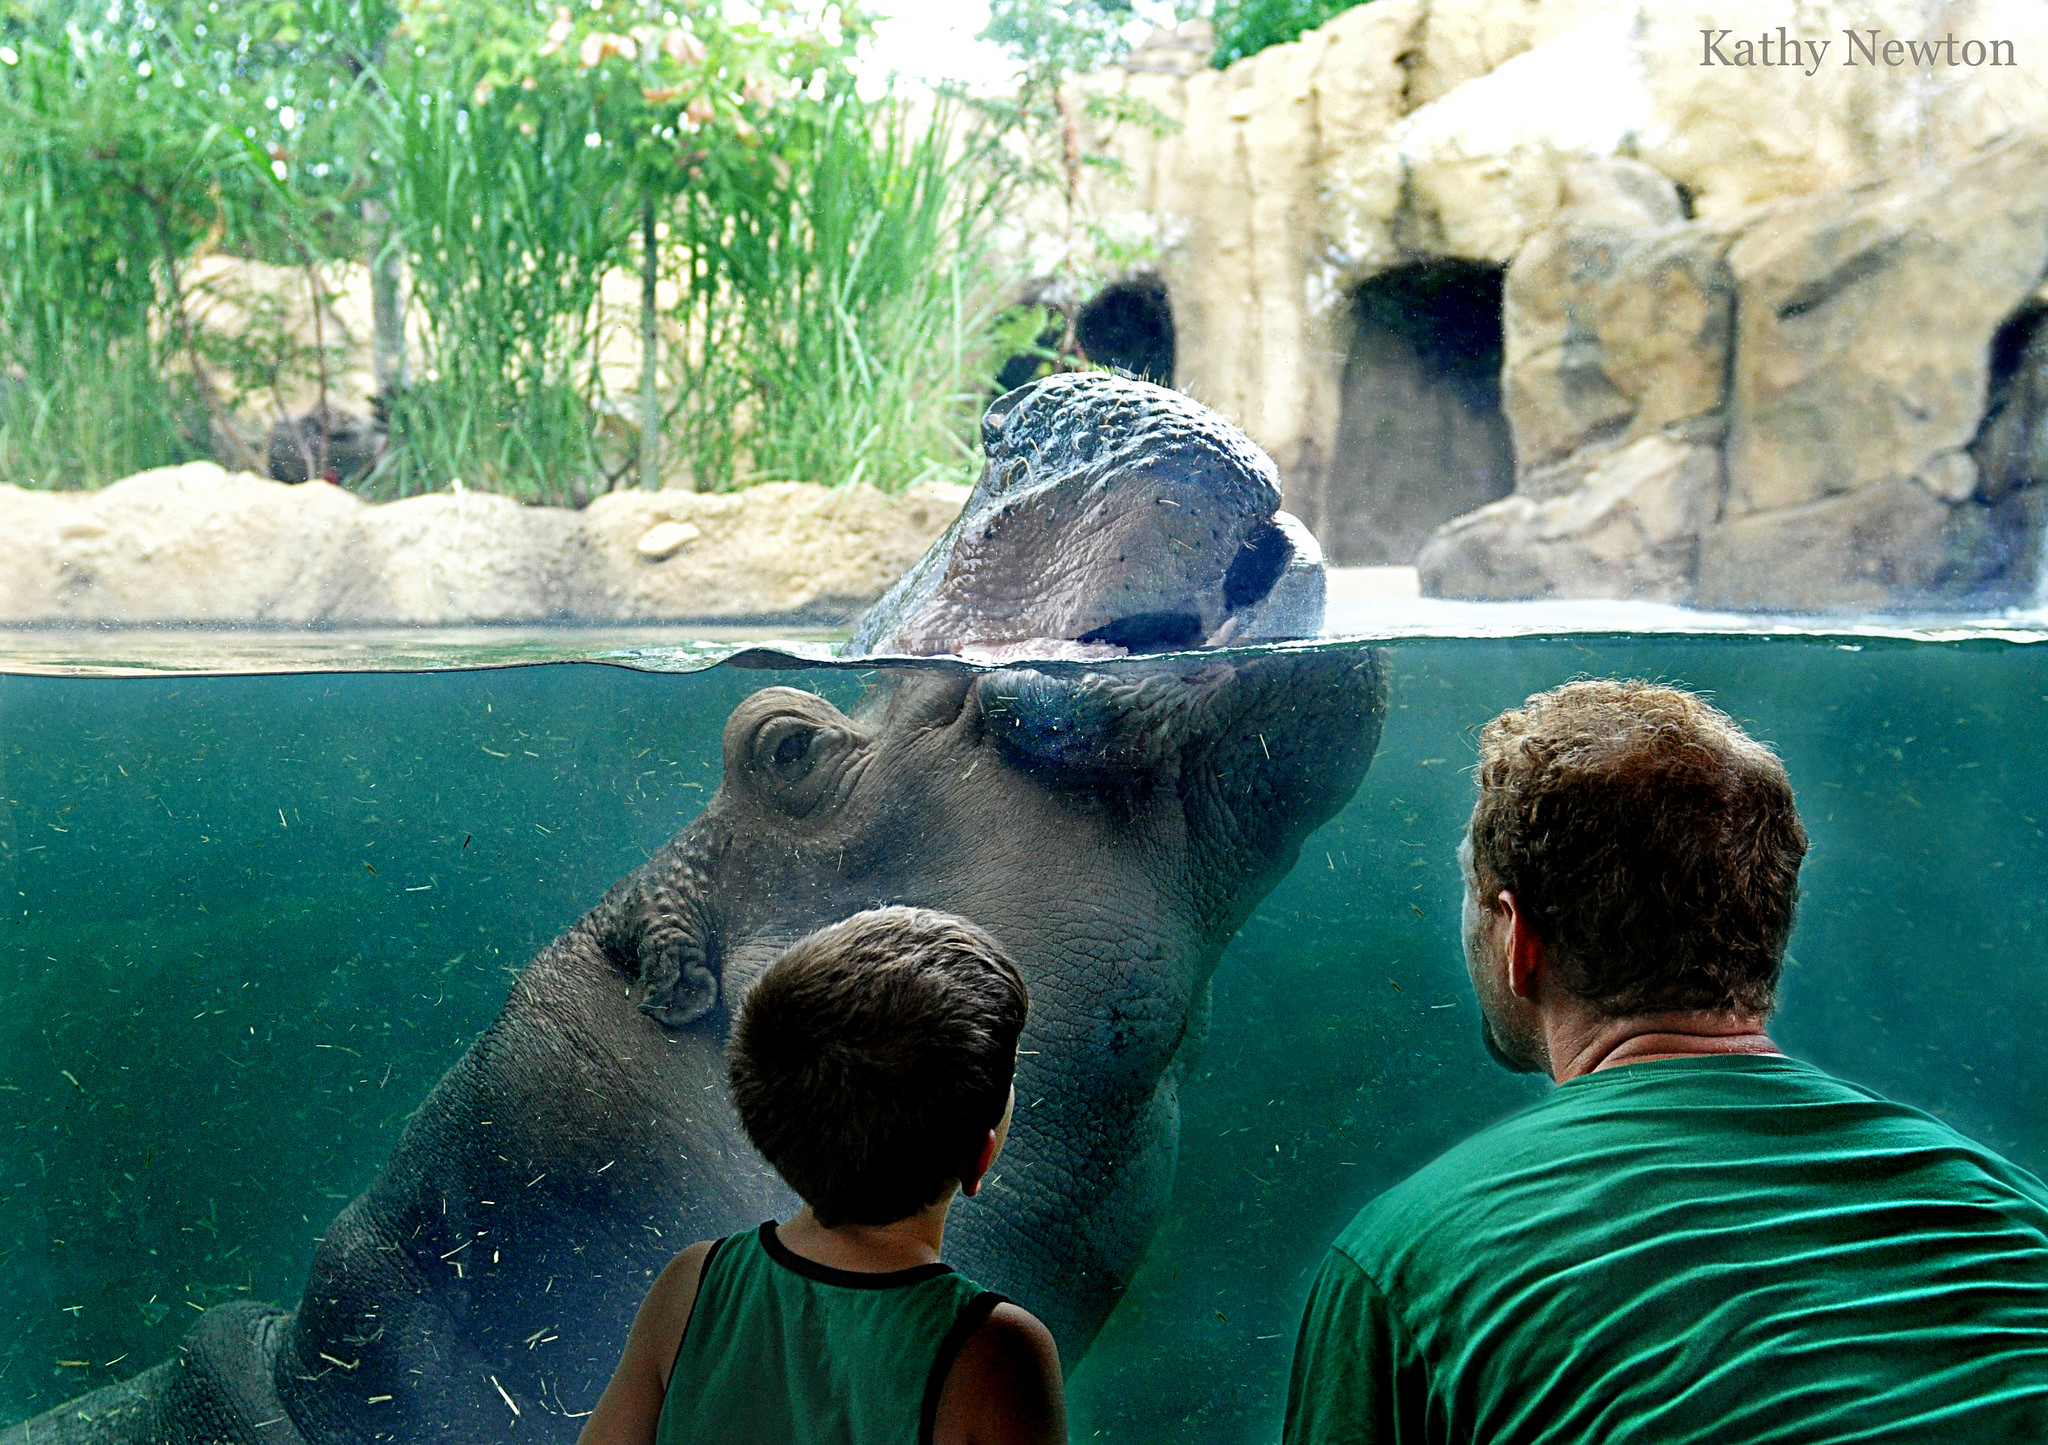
657,1221,1005,1445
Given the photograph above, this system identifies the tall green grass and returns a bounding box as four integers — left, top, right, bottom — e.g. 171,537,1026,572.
0,10,220,485
669,98,1017,494
0,0,1019,502
375,84,1016,504
0,0,380,487
370,55,636,504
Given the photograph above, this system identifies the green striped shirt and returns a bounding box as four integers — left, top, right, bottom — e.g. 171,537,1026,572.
1285,1055,2048,1443
658,1222,1002,1445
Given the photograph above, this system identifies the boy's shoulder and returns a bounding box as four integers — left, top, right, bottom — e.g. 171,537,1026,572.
642,1238,720,1387
931,1301,1063,1445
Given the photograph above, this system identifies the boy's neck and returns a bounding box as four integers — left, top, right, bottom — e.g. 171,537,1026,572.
776,1197,955,1273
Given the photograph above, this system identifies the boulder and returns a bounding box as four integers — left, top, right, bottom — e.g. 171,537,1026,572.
1635,0,2048,217
1423,116,2048,609
0,468,966,626
1363,4,1653,266
352,489,598,625
1724,128,2048,519
1694,475,1955,610
579,481,971,622
1418,433,1720,601
1502,164,1735,470
0,464,370,625
635,521,703,560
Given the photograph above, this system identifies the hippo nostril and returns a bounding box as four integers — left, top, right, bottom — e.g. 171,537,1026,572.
982,381,1040,449
1223,521,1293,612
1080,611,1205,652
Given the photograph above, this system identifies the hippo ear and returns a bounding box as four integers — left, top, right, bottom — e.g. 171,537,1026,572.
588,851,723,1030
637,905,720,1029
725,687,870,818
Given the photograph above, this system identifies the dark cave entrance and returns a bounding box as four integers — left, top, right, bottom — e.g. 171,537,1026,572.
1321,260,1514,565
1076,275,1176,386
1960,302,2048,604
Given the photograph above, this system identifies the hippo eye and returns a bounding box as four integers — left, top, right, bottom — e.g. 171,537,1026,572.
728,688,865,817
756,717,817,781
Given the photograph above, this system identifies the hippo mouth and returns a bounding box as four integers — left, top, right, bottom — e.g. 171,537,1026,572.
846,373,1327,661
944,507,1325,665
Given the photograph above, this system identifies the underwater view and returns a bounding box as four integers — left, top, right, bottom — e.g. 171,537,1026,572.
3,628,2042,1440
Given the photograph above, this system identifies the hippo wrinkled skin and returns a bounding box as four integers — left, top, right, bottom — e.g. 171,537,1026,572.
12,374,1385,1443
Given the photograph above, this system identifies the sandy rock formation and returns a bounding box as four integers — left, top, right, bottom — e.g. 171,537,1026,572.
580,482,970,622
1421,434,1719,602
1495,161,1726,472
1066,0,2048,605
1424,127,2048,608
0,466,966,626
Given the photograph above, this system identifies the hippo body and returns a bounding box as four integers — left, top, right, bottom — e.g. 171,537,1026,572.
11,376,1385,1444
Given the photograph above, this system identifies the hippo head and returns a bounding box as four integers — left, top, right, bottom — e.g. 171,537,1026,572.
30,374,1382,1445
849,371,1326,658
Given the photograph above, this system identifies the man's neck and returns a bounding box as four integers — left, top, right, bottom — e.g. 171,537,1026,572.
775,1197,955,1273
1545,1008,1780,1084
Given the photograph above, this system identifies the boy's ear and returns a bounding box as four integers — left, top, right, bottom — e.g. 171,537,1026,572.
958,1127,1002,1198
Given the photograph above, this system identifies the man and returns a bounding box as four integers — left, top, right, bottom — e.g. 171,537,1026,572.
1285,680,2048,1443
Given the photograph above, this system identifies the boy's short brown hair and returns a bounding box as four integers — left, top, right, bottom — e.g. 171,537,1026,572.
729,906,1029,1228
1469,680,1808,1017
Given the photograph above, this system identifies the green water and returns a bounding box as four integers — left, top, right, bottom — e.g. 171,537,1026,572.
2,634,2045,1439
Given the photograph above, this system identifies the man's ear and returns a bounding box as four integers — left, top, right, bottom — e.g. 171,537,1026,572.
1500,890,1547,1001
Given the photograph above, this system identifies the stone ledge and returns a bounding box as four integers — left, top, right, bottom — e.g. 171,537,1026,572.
0,465,968,626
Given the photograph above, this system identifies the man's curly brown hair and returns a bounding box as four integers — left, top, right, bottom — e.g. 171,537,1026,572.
1468,680,1808,1017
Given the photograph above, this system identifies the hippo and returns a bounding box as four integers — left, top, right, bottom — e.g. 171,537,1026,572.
11,374,1385,1443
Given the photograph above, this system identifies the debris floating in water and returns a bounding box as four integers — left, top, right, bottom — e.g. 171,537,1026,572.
490,1374,520,1417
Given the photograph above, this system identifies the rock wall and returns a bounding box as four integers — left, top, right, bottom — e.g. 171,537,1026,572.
0,467,966,626
1424,132,2048,608
1070,0,2048,606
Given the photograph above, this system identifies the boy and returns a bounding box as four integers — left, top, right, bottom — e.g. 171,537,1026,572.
578,906,1066,1445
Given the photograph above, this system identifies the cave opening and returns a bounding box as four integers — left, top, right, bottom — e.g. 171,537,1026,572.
1320,260,1514,565
1961,301,2048,604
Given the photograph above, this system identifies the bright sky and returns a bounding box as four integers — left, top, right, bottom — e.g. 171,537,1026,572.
851,0,1187,96
854,0,1014,95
